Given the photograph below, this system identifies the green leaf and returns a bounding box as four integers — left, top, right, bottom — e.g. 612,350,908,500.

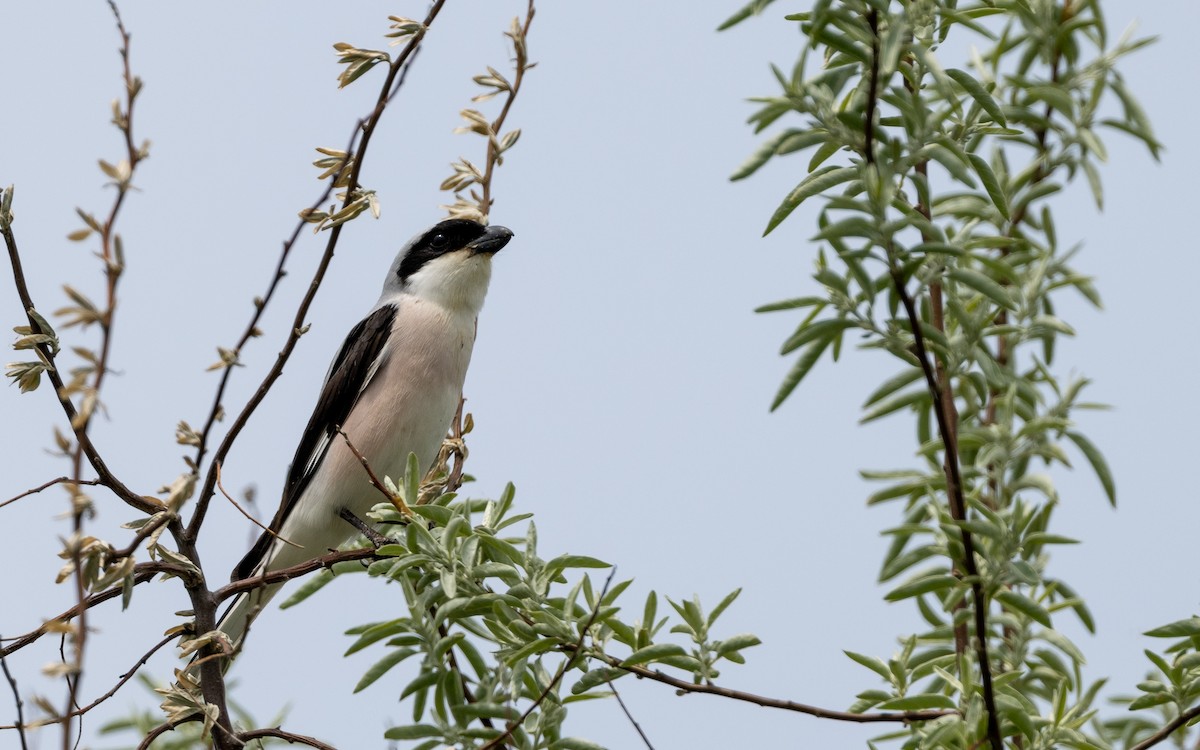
844,651,893,682
1064,431,1116,506
354,648,416,692
1127,691,1173,711
780,317,856,355
716,0,778,30
945,68,1006,126
384,724,443,740
862,368,924,408
947,267,1017,310
770,334,834,411
732,130,825,181
967,153,1009,219
764,166,858,235
708,588,742,626
1144,618,1200,638
571,666,626,694
716,633,762,658
995,590,1052,627
548,738,608,750
876,694,957,710
623,642,686,667
885,574,958,601
755,296,826,313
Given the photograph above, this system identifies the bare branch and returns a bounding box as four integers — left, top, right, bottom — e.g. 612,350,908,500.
0,634,29,749
337,429,400,509
0,634,174,731
0,562,191,659
607,677,655,750
215,547,380,603
215,461,300,548
238,727,338,749
478,0,535,221
0,478,102,511
593,649,955,724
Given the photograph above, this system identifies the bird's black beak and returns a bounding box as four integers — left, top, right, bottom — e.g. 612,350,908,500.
466,225,514,255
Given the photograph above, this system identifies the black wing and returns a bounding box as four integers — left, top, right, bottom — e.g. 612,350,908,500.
233,303,398,580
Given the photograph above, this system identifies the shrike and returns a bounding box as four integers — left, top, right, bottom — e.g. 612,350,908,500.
217,217,513,655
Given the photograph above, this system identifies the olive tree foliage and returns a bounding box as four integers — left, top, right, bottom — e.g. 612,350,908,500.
725,0,1197,749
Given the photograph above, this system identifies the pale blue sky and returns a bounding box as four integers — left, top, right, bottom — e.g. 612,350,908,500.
2,2,1197,748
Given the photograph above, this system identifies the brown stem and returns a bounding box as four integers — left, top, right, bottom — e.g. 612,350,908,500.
1130,703,1200,750
215,547,380,602
479,0,535,220
862,11,1000,748
0,635,29,749
594,649,954,724
237,727,338,749
0,634,174,731
0,562,186,658
607,677,655,749
0,478,102,511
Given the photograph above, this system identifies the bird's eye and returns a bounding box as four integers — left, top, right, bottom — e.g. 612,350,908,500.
429,234,448,249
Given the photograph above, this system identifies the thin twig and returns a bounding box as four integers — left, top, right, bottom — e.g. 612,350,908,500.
607,678,655,749
135,719,179,750
215,547,380,602
0,562,191,658
478,0,535,220
888,267,1001,745
481,570,615,750
1131,704,1200,750
0,478,102,511
337,429,399,508
238,727,338,749
0,635,29,750
594,649,955,724
216,461,301,548
0,634,174,731
62,8,145,744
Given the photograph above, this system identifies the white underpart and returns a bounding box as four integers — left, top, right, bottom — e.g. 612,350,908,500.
217,248,493,651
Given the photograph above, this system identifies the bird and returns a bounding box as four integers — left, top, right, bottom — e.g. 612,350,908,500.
215,217,513,658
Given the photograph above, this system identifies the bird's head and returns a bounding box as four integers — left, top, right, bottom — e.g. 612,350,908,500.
382,218,513,311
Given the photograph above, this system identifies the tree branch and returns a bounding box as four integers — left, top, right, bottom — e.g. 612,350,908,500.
0,634,174,732
863,9,1001,748
1130,704,1200,750
215,547,380,602
0,634,29,750
0,562,192,659
0,478,102,511
237,727,338,749
478,0,535,221
592,648,954,724
607,677,655,749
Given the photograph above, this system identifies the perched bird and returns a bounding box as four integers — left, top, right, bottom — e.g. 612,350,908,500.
217,217,513,655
